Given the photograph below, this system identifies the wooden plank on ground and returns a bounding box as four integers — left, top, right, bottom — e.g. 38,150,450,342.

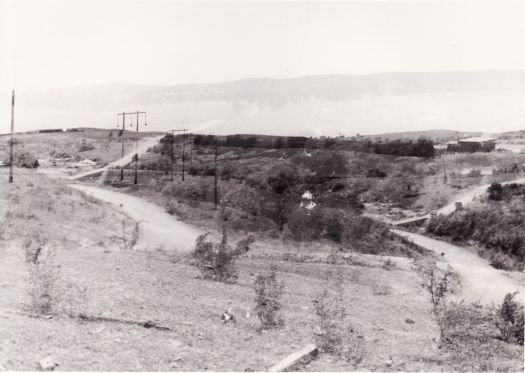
268,343,318,372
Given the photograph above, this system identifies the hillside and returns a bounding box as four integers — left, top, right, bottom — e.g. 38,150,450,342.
3,70,525,136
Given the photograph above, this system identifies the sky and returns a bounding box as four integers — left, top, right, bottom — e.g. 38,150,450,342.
1,0,525,135
2,0,525,90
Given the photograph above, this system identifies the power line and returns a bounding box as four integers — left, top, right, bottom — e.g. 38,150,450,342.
169,129,189,181
116,111,147,184
214,141,218,210
116,112,128,181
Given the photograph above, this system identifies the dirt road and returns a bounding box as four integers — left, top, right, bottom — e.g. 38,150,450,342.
69,135,165,180
392,229,524,306
70,184,201,253
436,176,525,215
391,176,525,225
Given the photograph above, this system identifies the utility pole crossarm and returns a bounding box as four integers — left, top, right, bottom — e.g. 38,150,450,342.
116,110,148,185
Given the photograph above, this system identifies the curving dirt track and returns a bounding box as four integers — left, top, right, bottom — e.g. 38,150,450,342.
69,135,165,180
392,229,524,306
392,176,525,226
436,176,525,215
70,184,202,253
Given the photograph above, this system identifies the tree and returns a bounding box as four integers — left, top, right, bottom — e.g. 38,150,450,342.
264,167,301,230
286,136,308,149
274,137,285,149
244,136,258,149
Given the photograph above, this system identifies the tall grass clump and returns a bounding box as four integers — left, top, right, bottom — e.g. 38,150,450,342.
24,236,59,315
254,264,284,330
25,235,87,316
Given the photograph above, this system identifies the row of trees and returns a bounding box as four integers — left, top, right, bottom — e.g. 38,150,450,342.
192,134,310,149
189,134,435,157
359,138,435,157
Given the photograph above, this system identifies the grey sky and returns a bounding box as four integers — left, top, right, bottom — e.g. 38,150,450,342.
2,0,525,90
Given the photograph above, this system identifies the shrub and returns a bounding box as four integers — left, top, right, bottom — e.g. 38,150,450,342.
165,199,185,218
77,139,95,152
192,229,254,282
121,221,139,250
254,264,284,330
8,150,39,168
342,215,376,241
382,258,396,271
488,182,503,201
365,168,387,178
495,293,524,345
312,272,365,364
221,183,261,216
324,210,345,242
25,240,86,317
417,259,453,343
54,151,71,159
286,207,324,240
27,260,58,315
23,235,48,264
489,251,515,270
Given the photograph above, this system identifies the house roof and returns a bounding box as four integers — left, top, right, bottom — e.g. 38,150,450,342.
458,137,497,143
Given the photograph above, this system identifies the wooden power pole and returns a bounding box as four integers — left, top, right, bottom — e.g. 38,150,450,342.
214,142,218,210
9,90,14,183
132,111,147,185
116,112,127,181
170,129,188,182
117,110,147,184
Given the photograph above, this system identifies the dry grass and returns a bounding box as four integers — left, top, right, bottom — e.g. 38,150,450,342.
0,129,160,165
0,168,522,371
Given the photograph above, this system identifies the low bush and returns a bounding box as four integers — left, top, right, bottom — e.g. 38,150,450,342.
77,139,95,152
489,251,515,271
365,168,387,178
417,259,453,343
488,182,525,202
7,150,39,168
25,241,87,316
23,235,49,264
253,264,284,330
192,229,254,282
495,293,524,345
285,207,324,246
27,259,58,315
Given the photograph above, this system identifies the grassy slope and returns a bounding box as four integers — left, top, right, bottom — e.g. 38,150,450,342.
0,168,438,371
1,169,522,371
0,129,159,165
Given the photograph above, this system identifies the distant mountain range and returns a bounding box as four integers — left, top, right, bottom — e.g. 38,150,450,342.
3,70,525,136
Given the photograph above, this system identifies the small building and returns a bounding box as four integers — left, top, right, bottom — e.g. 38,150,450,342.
447,137,497,153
